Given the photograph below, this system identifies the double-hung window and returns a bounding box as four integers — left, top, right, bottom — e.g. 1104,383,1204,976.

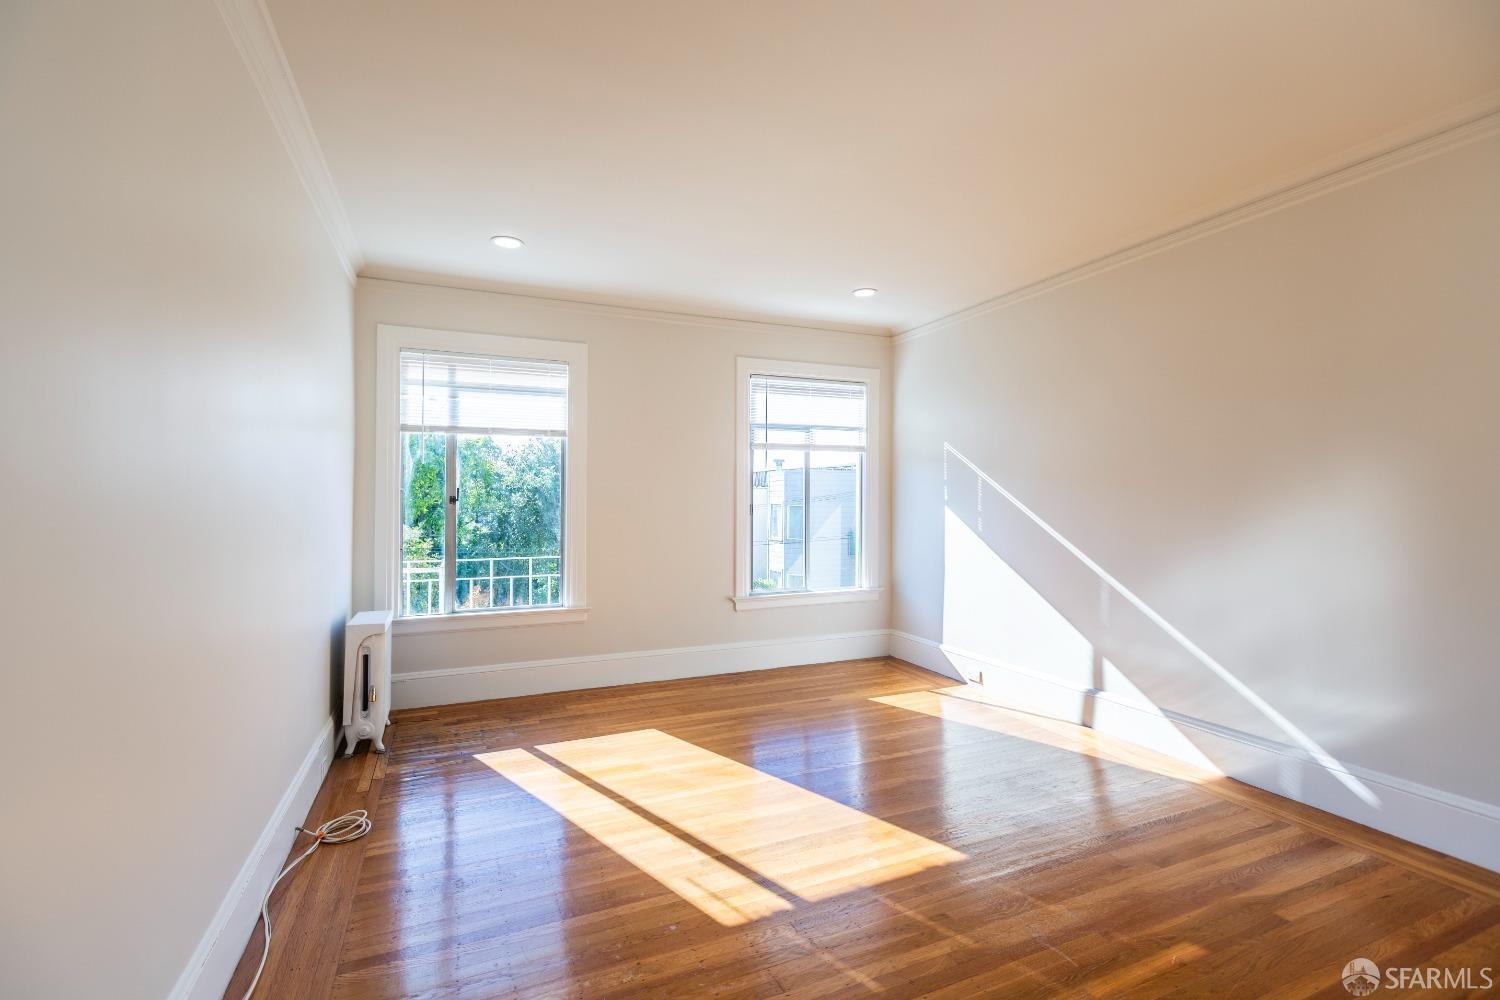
375,326,587,632
735,358,880,609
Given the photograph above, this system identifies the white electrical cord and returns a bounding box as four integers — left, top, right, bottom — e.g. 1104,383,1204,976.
241,809,373,1000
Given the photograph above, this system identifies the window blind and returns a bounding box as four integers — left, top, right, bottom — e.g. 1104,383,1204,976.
400,349,568,435
748,374,866,449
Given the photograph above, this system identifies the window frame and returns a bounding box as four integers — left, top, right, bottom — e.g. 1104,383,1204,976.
734,357,881,611
374,324,587,634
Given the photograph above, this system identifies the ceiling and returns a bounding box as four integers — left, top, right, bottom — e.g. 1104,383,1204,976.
267,1,1500,333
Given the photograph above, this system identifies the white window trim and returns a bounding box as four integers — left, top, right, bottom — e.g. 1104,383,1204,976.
734,356,881,610
374,324,587,634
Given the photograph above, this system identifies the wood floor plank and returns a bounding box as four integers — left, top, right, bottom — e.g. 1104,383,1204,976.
220,658,1500,998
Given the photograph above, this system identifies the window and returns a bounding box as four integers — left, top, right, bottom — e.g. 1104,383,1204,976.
735,358,880,610
375,326,587,632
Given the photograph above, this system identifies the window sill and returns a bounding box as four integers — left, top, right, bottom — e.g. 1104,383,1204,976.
394,606,590,636
731,588,882,611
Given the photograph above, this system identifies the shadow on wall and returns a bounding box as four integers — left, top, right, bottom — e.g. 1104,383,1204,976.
934,443,1381,814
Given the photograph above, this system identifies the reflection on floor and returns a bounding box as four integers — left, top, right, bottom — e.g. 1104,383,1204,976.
224,658,1500,999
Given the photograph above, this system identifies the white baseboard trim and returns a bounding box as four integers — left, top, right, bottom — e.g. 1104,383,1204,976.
169,716,337,1000
889,631,1500,873
889,629,968,680
391,630,891,709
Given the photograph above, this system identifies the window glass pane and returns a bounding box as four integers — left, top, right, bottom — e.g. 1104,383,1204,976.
751,449,805,593
807,451,861,590
455,434,563,611
400,432,446,617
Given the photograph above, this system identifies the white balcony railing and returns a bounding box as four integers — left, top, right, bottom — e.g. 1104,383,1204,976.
401,556,561,616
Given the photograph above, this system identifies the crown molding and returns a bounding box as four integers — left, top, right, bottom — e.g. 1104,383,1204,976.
215,0,362,284
358,272,897,340
895,103,1500,345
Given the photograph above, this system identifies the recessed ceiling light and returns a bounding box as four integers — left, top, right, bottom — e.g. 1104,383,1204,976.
852,287,878,298
490,234,525,249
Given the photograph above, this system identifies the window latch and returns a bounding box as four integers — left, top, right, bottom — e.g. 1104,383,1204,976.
448,488,459,505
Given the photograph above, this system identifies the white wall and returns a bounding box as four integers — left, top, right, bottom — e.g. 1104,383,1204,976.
354,278,891,701
892,133,1500,857
0,3,354,998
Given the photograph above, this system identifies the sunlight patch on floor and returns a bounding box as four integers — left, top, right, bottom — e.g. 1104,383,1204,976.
476,729,964,923
474,747,793,926
538,729,965,902
873,686,1222,786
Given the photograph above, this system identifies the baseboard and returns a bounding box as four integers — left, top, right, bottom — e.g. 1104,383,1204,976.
889,631,1500,873
391,630,891,709
889,629,968,680
169,716,337,1000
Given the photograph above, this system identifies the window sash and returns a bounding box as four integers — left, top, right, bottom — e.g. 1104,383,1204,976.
746,371,868,595
442,432,458,614
377,325,588,627
401,431,567,618
749,450,864,595
735,358,878,604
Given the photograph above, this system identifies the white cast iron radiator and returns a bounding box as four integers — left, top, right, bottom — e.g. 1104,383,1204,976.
342,610,394,757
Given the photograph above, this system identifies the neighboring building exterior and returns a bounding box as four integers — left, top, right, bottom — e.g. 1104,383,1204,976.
751,458,859,592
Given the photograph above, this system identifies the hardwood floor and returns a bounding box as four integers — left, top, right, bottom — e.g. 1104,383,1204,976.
223,658,1500,998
